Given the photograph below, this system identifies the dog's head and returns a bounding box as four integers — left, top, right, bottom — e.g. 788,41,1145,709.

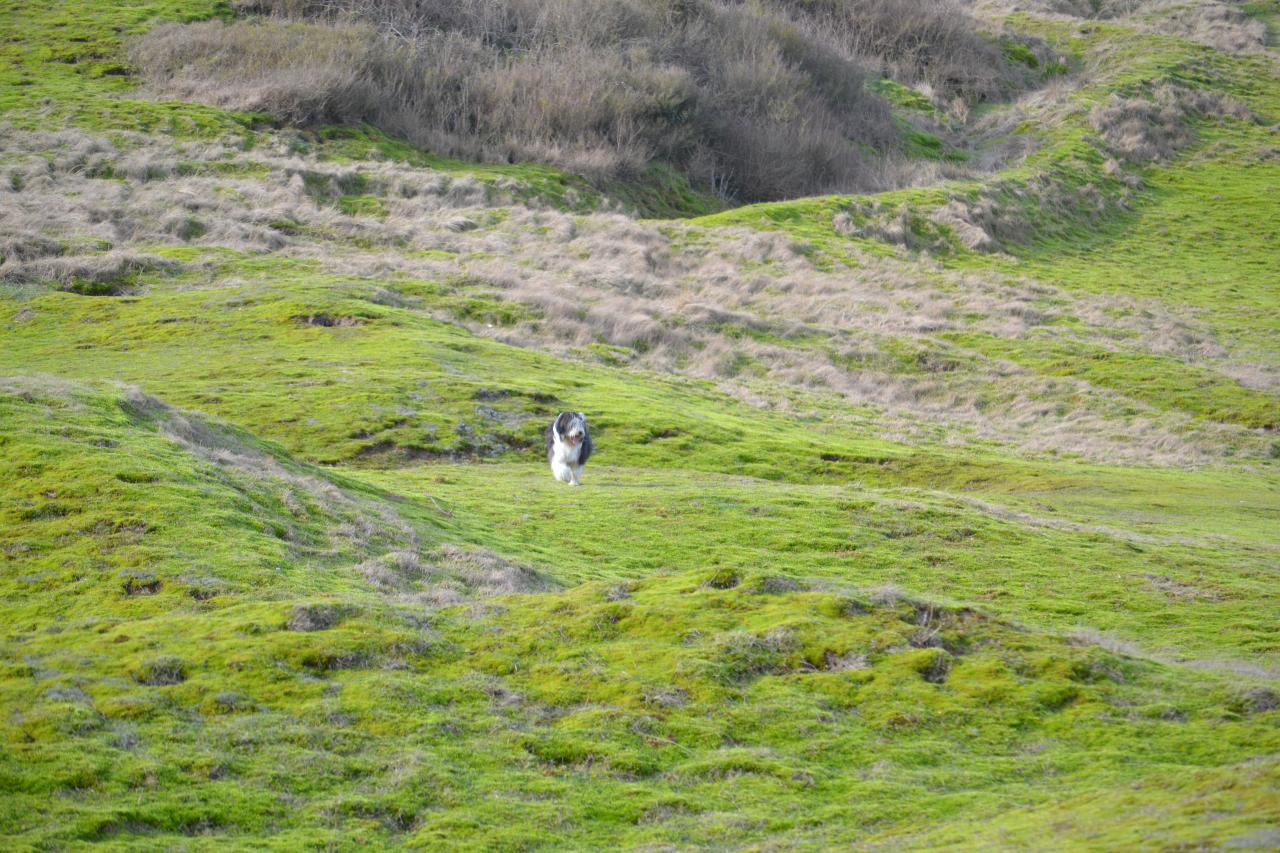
555,412,589,447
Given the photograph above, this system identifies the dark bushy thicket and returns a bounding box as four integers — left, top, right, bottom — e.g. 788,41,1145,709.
136,0,1023,201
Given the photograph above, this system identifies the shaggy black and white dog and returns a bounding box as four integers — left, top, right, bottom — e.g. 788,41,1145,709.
545,412,592,485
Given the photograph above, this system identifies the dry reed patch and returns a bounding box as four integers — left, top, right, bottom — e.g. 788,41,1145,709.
132,10,892,199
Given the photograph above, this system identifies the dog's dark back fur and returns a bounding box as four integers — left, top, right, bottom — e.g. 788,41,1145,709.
546,411,592,463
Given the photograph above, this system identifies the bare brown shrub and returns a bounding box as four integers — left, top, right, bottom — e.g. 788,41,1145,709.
134,19,407,125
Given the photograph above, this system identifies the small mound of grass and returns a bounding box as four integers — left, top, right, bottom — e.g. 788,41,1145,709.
286,602,355,632
131,655,186,686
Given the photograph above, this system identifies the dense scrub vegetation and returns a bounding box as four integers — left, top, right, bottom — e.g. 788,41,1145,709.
133,0,1039,200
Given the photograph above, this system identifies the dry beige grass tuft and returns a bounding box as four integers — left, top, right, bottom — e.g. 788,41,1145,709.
0,251,182,293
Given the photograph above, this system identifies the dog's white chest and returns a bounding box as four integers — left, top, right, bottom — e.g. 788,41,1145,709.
549,436,583,485
550,438,582,466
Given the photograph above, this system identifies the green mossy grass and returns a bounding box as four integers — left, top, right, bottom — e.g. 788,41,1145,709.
3,381,1277,848
2,0,1279,848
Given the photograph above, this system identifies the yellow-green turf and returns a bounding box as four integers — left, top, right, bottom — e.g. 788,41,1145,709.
2,0,1278,849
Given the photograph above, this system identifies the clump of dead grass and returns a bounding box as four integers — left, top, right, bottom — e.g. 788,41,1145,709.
1091,83,1256,165
0,231,63,265
287,602,355,631
0,251,182,294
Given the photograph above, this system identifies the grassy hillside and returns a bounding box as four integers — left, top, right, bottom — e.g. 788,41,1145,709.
2,0,1278,849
